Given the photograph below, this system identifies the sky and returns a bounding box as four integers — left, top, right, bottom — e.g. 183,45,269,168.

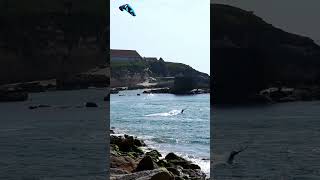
212,0,320,43
110,0,210,74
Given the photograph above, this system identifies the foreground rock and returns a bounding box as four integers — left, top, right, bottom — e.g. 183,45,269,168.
110,168,174,180
110,133,207,180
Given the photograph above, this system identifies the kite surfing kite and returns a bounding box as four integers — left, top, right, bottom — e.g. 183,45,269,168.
119,4,136,16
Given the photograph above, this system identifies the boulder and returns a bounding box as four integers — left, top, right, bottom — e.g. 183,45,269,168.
146,150,162,161
135,155,158,172
110,155,138,172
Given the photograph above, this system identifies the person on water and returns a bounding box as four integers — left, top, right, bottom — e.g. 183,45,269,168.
181,109,186,114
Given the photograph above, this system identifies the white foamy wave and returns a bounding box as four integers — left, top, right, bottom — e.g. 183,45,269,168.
145,109,182,117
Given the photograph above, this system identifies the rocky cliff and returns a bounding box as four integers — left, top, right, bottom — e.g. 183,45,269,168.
0,0,108,86
111,58,210,88
212,4,320,104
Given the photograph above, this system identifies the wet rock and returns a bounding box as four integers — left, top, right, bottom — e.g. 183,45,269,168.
85,102,98,107
135,155,158,172
165,153,200,170
110,129,115,134
166,167,181,176
165,153,185,161
134,138,146,147
146,150,162,161
157,159,170,168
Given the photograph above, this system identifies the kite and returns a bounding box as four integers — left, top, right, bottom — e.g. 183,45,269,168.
119,4,136,16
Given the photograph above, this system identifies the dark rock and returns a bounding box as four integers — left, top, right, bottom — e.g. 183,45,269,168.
110,168,129,175
134,155,158,172
0,90,28,102
146,150,162,161
85,102,98,107
182,169,206,180
137,93,141,96
165,153,201,170
150,170,174,180
133,138,146,147
172,76,196,94
143,88,171,94
110,89,119,94
212,4,320,104
157,159,170,168
110,155,138,172
166,167,181,176
17,82,45,92
110,129,115,134
165,153,186,162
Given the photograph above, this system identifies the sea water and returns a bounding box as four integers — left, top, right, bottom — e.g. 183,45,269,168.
110,90,210,175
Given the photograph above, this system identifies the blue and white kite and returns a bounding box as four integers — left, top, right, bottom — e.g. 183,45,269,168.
119,4,136,16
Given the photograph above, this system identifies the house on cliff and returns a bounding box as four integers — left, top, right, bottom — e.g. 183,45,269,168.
111,49,142,61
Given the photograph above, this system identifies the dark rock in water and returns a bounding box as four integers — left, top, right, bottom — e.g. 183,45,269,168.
29,104,51,109
29,106,38,109
165,153,186,162
137,93,141,96
134,138,146,147
135,155,158,172
0,90,28,102
171,76,196,94
85,102,98,107
165,152,200,170
38,104,51,108
143,88,171,94
17,82,45,93
110,129,115,134
146,150,162,161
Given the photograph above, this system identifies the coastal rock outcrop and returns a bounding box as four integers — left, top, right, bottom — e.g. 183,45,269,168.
110,133,207,180
212,3,320,104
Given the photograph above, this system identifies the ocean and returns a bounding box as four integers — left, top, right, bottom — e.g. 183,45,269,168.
0,89,108,179
110,90,210,175
212,101,320,179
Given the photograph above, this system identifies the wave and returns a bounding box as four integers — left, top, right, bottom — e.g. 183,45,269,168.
145,109,183,117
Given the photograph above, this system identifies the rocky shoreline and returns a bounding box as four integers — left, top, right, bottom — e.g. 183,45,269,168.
110,131,207,180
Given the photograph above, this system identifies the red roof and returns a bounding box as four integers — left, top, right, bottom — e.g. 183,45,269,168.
111,49,142,58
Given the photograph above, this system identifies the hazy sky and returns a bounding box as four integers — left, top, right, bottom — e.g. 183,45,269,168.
110,0,210,74
213,0,320,43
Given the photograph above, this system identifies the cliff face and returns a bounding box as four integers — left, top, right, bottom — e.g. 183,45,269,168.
212,4,320,104
0,0,107,85
111,58,210,88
